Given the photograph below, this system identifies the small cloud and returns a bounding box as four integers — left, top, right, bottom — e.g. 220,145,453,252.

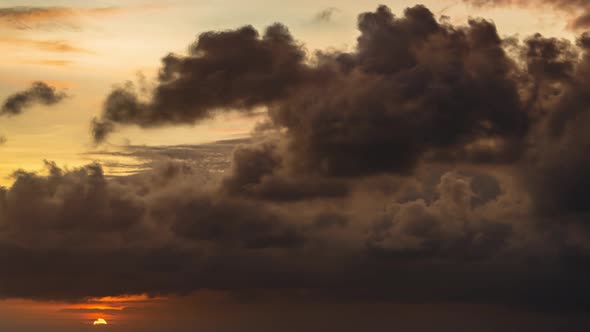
313,7,340,23
0,135,6,145
1,81,68,116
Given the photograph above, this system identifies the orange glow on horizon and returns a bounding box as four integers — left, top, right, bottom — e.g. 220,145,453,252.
69,303,124,311
90,294,165,303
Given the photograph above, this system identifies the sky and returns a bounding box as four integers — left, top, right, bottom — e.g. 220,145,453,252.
1,0,590,331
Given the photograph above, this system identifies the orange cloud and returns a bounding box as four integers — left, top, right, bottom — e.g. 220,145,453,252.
89,294,166,304
0,36,92,53
0,5,166,30
17,59,74,66
0,6,111,29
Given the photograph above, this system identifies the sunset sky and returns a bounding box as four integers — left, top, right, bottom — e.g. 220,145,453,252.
1,0,590,331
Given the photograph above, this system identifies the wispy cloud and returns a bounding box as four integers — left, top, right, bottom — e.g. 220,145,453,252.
0,6,120,30
0,36,92,53
16,59,74,66
313,7,340,23
0,5,166,30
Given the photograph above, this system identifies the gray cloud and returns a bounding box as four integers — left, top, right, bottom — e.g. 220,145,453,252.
91,24,309,142
1,81,68,116
313,7,340,23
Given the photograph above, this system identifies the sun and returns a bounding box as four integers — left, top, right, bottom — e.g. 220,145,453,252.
93,318,108,325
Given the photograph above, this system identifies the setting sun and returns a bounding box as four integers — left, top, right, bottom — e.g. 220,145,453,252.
93,318,107,326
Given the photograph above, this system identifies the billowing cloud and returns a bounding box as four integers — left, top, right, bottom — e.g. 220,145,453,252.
94,5,529,178
0,159,587,316
1,81,68,116
91,23,309,142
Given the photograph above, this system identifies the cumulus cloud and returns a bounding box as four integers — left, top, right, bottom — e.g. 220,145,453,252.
91,24,309,141
0,159,586,315
94,5,529,178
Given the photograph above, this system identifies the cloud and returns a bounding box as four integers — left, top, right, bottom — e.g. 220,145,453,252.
1,81,68,116
0,37,92,53
4,5,590,325
313,7,340,23
94,5,529,179
0,159,586,315
91,23,309,142
0,6,124,30
570,11,590,28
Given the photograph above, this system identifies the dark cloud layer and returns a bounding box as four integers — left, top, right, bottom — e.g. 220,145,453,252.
1,81,68,116
3,5,590,330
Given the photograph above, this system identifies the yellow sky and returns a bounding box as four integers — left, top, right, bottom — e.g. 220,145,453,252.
0,0,577,186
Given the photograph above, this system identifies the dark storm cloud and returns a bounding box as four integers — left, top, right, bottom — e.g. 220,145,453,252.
366,172,514,260
269,6,529,177
91,23,310,142
219,141,350,201
96,5,529,180
1,160,588,314
0,161,307,300
0,81,68,116
519,33,590,217
3,4,590,321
